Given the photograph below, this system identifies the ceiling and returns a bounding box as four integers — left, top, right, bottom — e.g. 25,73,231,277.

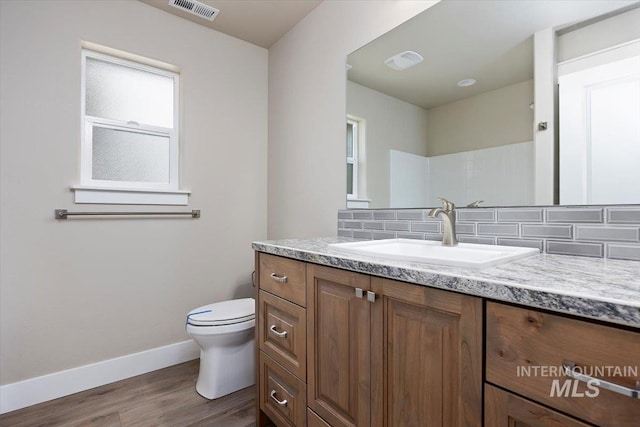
139,0,322,48
347,0,639,110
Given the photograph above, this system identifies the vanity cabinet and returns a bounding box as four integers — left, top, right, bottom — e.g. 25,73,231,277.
257,253,483,427
256,251,639,427
486,302,640,427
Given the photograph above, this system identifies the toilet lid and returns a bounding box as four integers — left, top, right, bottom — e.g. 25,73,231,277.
187,298,255,326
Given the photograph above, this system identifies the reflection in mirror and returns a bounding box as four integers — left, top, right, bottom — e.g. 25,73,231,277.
346,0,640,209
559,41,640,204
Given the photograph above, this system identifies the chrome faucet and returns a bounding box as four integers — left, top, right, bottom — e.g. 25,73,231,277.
428,197,458,246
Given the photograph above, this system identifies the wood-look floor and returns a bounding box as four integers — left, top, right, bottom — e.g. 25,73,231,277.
0,360,256,427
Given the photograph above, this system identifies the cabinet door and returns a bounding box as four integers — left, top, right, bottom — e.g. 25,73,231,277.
371,278,482,427
485,384,591,427
308,409,332,427
307,264,371,427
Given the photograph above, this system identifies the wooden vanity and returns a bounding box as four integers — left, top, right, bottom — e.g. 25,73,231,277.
254,252,640,427
485,302,640,426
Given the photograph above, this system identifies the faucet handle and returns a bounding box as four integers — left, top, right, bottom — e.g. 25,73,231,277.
466,200,484,208
437,197,455,212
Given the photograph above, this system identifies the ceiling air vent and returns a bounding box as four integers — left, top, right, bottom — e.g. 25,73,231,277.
168,0,219,22
384,51,424,71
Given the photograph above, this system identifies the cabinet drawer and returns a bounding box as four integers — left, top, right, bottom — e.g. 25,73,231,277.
486,302,640,427
258,290,306,380
259,253,306,307
259,351,306,427
485,384,591,427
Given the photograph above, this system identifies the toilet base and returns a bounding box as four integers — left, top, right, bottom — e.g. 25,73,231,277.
194,330,255,400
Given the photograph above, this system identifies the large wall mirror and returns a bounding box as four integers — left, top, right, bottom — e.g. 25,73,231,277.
346,0,640,209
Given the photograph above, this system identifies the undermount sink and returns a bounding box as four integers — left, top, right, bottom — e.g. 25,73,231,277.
328,238,539,269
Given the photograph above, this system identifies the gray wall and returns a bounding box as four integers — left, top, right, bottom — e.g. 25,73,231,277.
557,7,640,63
426,80,534,156
0,0,267,384
267,0,437,239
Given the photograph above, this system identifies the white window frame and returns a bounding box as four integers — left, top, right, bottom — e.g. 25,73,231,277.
347,118,358,200
74,48,188,205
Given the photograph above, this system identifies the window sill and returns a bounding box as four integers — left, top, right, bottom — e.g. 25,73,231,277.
347,198,371,209
71,186,191,205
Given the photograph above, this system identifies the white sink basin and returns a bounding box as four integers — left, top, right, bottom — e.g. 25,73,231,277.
328,238,539,269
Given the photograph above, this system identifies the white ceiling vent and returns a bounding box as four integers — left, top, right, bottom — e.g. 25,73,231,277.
168,0,219,22
384,51,424,71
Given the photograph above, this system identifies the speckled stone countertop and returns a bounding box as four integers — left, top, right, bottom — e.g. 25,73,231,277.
252,237,640,328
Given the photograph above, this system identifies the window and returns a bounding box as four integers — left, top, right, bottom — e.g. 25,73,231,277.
74,48,188,205
347,118,358,199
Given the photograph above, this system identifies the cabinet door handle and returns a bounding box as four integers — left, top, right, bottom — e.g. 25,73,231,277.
563,360,640,399
269,273,288,283
367,291,376,303
355,288,363,298
269,324,287,338
270,389,288,407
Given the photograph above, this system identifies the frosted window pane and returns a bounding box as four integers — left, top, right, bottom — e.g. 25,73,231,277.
347,123,354,157
92,127,169,183
86,57,174,128
347,163,354,194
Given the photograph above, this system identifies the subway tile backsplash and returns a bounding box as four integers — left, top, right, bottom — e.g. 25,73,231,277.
575,225,640,242
607,243,640,261
411,221,441,233
352,210,374,220
547,241,605,258
547,208,603,223
607,208,640,224
521,224,573,239
338,206,640,260
396,210,426,221
457,209,496,222
477,223,519,237
362,221,384,230
497,208,543,222
385,221,411,232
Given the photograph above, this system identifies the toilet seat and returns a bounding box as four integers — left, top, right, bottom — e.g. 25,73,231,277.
187,298,255,327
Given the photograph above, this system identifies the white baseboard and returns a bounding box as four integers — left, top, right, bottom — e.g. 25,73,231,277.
0,340,200,415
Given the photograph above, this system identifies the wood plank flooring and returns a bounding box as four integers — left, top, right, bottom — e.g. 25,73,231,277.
0,360,256,427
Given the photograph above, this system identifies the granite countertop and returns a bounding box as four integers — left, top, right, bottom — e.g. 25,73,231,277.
252,237,640,328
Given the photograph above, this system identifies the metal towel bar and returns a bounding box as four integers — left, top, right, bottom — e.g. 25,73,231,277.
55,209,200,219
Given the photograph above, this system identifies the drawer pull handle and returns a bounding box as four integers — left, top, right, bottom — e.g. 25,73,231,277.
563,360,640,399
269,325,287,338
270,273,288,283
270,389,288,407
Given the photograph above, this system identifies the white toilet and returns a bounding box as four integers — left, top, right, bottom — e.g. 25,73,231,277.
186,298,255,399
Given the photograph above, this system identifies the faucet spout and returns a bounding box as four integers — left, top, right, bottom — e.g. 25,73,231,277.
429,198,458,246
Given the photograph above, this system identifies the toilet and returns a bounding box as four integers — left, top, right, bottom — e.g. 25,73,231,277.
186,298,255,399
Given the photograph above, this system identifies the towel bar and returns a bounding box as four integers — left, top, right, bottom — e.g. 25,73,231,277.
54,209,200,219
